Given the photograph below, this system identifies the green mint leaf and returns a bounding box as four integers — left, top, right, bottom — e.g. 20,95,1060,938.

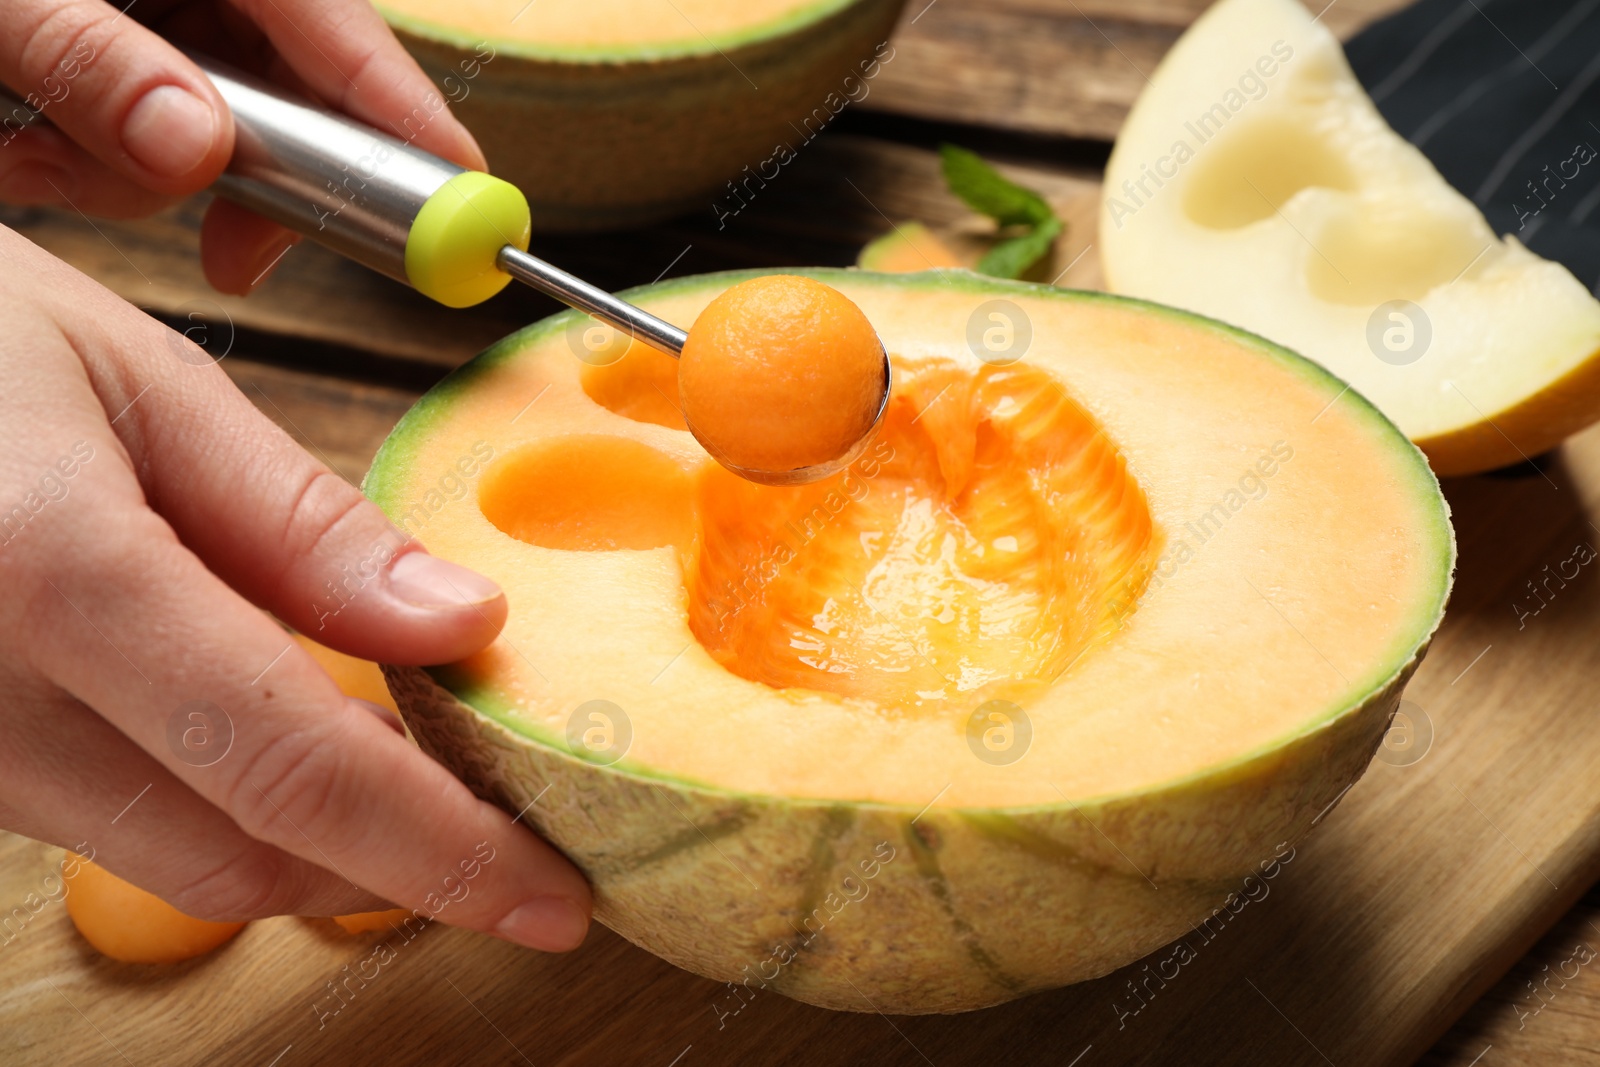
976,216,1063,279
940,144,1055,227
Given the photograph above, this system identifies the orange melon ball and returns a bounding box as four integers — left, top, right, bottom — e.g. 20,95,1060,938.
679,274,886,474
64,858,245,964
332,908,415,934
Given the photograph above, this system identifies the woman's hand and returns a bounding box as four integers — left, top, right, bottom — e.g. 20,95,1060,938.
0,226,591,951
0,2,591,952
0,0,486,292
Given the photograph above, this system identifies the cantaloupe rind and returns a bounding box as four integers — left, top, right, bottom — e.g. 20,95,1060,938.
376,0,864,62
378,1,906,230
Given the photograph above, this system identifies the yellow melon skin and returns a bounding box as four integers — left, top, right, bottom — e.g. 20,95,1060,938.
1414,350,1600,476
382,0,905,231
386,655,1414,1013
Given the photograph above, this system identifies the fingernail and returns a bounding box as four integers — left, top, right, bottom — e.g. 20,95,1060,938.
387,551,502,609
450,123,489,172
0,163,74,203
348,698,405,735
122,85,217,178
495,897,589,952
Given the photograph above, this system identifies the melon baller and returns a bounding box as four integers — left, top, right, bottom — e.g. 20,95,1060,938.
186,56,891,485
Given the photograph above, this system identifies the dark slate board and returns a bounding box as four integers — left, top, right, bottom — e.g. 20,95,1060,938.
1347,0,1600,292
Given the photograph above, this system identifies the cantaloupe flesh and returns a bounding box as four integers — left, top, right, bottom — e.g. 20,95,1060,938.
333,909,415,934
376,0,843,51
366,271,1450,810
858,222,965,273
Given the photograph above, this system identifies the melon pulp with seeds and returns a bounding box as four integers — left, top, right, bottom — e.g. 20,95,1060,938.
1100,0,1600,475
377,0,904,231
366,269,1453,1013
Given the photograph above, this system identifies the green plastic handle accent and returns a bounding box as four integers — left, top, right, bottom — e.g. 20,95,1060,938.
405,171,531,308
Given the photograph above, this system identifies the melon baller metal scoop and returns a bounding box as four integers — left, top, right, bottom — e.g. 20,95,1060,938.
187,56,890,486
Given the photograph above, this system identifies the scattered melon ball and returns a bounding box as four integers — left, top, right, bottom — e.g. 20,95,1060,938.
678,274,886,475
332,908,414,934
60,637,409,963
64,858,245,964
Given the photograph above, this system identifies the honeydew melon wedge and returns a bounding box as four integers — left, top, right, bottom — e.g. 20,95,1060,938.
1100,0,1600,475
376,0,904,230
366,269,1453,1012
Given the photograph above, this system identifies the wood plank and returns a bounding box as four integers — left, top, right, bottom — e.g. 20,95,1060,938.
0,199,522,369
864,0,1415,142
1419,884,1600,1065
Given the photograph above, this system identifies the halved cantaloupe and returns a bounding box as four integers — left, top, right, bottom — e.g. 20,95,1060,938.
366,269,1453,1012
1100,0,1600,476
380,0,904,230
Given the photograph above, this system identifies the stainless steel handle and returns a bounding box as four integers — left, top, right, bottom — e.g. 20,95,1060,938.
193,54,463,287
3,55,693,356
196,55,687,355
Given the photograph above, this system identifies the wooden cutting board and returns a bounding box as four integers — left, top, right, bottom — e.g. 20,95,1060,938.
5,238,1600,1066
5,1,1600,1061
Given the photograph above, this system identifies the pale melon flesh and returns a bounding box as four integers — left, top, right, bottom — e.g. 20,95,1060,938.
1101,0,1600,475
367,269,1453,1012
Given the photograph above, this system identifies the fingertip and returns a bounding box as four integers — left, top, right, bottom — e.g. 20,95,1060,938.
494,896,591,953
401,105,488,173
117,78,235,195
383,549,508,658
0,162,77,205
442,118,489,174
288,549,506,666
200,199,299,295
387,551,503,612
122,86,218,181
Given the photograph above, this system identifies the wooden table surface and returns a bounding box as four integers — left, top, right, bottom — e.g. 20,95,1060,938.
5,0,1600,1063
